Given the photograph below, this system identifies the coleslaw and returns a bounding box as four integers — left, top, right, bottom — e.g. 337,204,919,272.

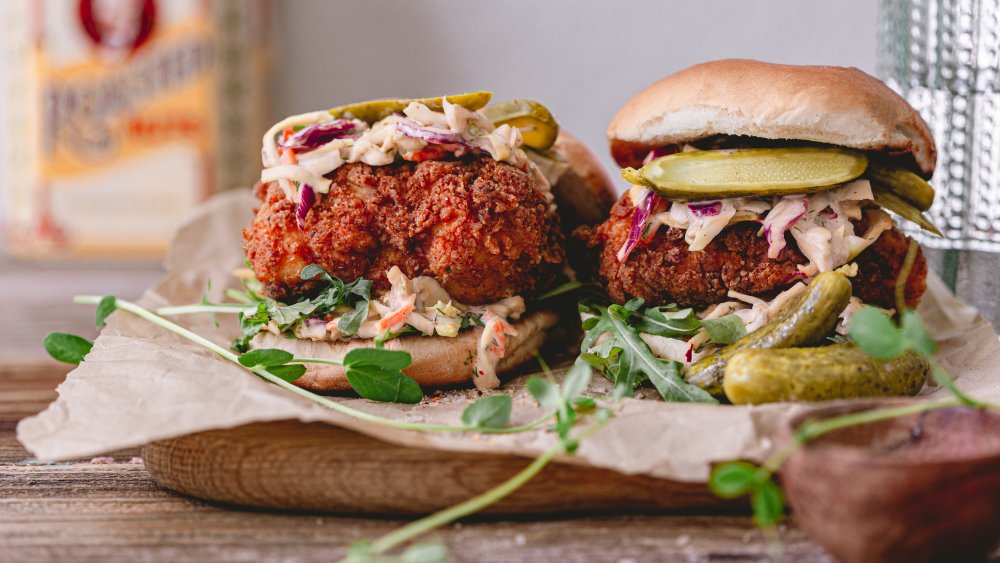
260,99,554,214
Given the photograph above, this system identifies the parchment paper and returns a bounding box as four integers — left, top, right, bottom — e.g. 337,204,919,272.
17,191,1000,482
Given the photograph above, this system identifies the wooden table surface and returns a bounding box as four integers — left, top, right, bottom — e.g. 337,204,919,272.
0,256,840,562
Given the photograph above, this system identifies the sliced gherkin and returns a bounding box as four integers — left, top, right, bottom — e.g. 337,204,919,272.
872,185,943,236
328,91,492,124
866,162,935,211
481,99,559,150
623,147,869,199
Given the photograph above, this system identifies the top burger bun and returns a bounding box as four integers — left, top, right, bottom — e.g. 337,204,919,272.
607,59,935,178
550,130,618,229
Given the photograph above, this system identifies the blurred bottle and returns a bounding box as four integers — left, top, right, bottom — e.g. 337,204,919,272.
0,0,270,261
878,0,1000,327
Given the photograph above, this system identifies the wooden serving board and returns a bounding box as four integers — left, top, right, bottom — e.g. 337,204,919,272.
142,420,735,515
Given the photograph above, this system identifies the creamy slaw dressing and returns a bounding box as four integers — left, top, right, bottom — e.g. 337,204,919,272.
284,266,525,391
260,99,553,207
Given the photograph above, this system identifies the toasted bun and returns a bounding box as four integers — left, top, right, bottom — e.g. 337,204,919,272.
607,59,935,177
550,131,618,228
550,131,618,279
252,310,559,391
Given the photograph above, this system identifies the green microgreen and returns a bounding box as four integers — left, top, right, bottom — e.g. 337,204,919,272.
94,295,117,329
341,348,421,404
43,332,94,364
461,395,513,429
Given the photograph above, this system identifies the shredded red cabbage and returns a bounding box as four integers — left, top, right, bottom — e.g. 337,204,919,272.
279,120,358,151
616,190,657,262
650,145,678,158
688,201,722,217
762,197,807,258
643,146,678,164
296,184,316,230
778,270,809,286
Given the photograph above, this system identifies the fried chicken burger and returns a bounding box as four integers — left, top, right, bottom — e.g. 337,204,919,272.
578,60,940,380
242,92,614,391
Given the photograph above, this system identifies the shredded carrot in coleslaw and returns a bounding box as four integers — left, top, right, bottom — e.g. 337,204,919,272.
377,294,416,333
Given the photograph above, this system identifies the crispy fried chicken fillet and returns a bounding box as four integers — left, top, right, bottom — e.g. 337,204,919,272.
577,194,927,310
244,156,564,305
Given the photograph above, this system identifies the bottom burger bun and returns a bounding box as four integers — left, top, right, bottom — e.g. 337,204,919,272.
252,310,559,392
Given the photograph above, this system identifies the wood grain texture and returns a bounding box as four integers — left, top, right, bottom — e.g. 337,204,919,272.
142,421,734,515
0,267,827,562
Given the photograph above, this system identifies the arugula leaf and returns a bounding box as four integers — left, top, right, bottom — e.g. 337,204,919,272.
461,395,512,428
605,305,718,403
337,279,372,335
267,298,318,326
633,306,701,337
701,314,747,345
44,332,93,364
300,263,331,282
586,304,716,403
94,296,117,328
230,265,375,352
534,280,583,301
233,302,271,353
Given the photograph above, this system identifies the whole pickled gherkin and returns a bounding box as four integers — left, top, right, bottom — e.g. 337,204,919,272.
328,92,493,124
684,271,853,396
723,344,929,404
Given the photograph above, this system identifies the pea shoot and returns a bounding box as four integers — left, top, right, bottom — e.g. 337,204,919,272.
708,302,998,530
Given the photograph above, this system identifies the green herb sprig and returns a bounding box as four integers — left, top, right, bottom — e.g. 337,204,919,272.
347,364,613,563
156,264,375,353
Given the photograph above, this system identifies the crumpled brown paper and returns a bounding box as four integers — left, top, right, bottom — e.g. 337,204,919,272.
17,191,1000,482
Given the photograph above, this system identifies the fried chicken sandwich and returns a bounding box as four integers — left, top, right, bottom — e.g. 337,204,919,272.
241,92,613,391
577,60,940,389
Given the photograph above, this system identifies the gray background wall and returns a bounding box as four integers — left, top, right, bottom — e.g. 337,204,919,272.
271,0,878,182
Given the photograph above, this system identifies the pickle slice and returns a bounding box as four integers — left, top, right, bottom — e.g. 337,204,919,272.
328,91,492,124
865,162,935,211
872,184,943,236
624,147,868,199
481,99,559,150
